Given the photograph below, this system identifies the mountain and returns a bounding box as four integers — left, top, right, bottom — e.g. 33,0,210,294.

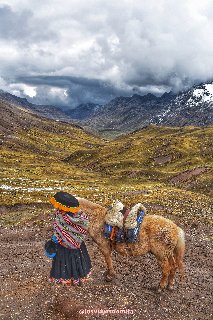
153,82,213,126
82,92,171,136
66,103,102,120
0,90,102,123
0,97,103,156
0,90,71,122
1,81,213,138
83,81,213,136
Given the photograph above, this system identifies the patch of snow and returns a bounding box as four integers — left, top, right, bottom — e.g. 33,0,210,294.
205,83,213,95
192,84,213,103
0,185,64,192
0,183,100,193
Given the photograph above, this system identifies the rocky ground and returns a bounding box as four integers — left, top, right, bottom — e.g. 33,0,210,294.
0,206,212,320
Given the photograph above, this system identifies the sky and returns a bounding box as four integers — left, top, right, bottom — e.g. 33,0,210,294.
0,0,213,108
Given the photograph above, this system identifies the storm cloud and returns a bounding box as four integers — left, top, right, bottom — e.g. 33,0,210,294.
0,0,213,107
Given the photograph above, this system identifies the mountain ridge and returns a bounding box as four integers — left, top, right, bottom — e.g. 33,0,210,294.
1,80,213,137
83,81,213,136
0,90,72,122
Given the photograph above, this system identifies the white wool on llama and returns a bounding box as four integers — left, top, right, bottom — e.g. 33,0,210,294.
124,203,147,229
104,200,124,228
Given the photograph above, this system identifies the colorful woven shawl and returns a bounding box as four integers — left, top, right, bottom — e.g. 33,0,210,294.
53,209,89,249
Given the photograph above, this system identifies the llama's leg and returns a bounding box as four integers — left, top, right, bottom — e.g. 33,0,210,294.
157,257,171,292
100,245,116,281
168,255,177,290
174,228,185,284
92,235,115,281
174,241,185,284
176,256,185,284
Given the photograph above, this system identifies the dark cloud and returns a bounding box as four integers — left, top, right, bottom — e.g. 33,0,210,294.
16,75,133,107
0,5,31,40
0,4,57,42
0,0,213,107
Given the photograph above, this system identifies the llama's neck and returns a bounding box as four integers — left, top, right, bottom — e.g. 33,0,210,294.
77,197,107,218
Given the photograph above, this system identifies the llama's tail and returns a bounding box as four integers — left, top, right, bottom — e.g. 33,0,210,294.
174,227,185,283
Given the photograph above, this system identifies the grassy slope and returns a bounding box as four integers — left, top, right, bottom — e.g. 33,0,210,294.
0,101,212,226
0,101,107,207
65,125,213,193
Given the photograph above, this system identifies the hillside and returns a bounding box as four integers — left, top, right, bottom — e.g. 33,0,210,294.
0,90,71,122
0,90,104,124
83,82,213,137
0,99,106,207
0,97,212,216
63,125,213,195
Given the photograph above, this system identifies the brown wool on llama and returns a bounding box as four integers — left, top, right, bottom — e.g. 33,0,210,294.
77,197,185,291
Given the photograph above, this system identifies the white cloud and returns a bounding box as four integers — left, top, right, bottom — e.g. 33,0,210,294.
23,85,37,97
0,0,213,106
0,81,37,97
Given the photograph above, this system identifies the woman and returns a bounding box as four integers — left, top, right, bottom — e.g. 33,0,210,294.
46,191,92,286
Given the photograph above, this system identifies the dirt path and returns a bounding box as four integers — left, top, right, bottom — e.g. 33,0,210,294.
0,217,212,320
170,167,210,184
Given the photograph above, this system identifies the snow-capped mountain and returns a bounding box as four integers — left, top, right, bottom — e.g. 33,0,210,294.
153,82,213,125
83,81,213,135
0,81,212,136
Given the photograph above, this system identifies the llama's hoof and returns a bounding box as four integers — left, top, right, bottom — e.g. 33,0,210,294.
103,271,115,282
167,284,174,291
157,285,166,293
105,274,113,282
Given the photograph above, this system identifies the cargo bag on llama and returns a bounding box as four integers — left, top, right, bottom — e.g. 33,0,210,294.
103,200,146,243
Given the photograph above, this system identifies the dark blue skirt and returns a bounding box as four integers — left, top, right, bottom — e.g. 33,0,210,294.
49,241,92,285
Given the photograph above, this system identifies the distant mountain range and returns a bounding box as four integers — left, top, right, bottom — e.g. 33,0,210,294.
1,80,213,136
83,81,213,136
0,89,70,122
66,102,102,120
0,89,102,123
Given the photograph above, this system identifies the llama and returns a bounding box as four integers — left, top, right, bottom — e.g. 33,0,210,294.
77,197,185,291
